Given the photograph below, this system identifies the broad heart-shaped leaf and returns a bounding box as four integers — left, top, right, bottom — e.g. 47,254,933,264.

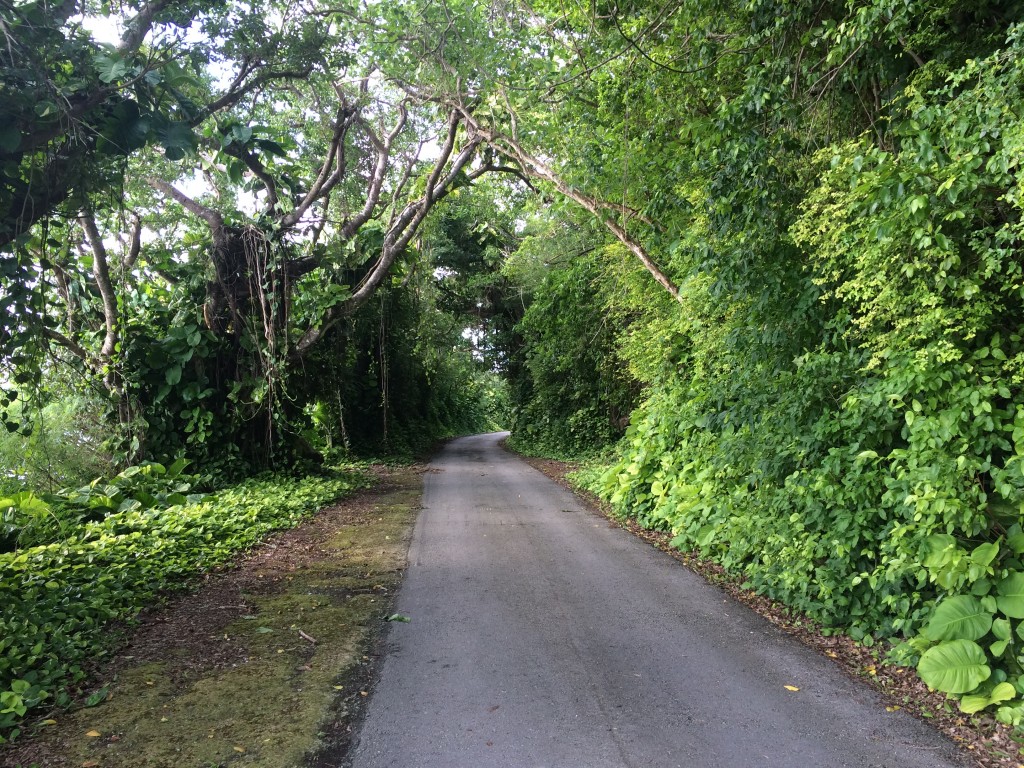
971,541,1000,567
922,533,956,568
990,638,1010,657
1003,528,1024,557
917,639,991,694
992,617,1012,641
959,681,1016,714
923,595,993,641
94,52,129,83
97,99,149,156
997,572,1024,618
0,124,20,153
154,119,197,160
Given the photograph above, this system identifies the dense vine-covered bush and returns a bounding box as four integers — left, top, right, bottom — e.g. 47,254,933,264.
508,250,641,456
596,24,1024,716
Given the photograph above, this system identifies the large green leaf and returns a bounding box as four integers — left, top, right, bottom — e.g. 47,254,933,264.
96,99,150,155
959,681,1016,714
94,51,129,83
921,534,956,568
997,572,1024,618
0,124,20,153
154,119,196,160
917,640,991,694
922,595,993,641
1008,532,1024,555
971,541,999,567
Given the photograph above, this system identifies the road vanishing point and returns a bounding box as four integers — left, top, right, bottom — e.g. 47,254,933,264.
348,432,967,768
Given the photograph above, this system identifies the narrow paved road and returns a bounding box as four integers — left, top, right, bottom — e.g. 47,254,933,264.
348,433,967,768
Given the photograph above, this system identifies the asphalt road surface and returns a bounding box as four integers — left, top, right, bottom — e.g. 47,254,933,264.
348,432,968,768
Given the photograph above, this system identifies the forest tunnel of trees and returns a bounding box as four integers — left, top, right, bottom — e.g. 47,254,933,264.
3,0,1024,740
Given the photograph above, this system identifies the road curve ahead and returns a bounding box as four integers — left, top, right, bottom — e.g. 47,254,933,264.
348,433,967,768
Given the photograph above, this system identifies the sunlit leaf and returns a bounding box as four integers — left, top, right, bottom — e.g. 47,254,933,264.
917,640,991,694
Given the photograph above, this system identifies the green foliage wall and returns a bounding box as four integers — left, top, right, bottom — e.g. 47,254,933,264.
585,15,1024,717
507,247,644,457
503,237,655,456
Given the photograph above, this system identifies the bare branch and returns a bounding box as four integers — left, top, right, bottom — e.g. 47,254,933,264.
117,0,178,56
279,100,359,230
388,144,424,228
198,66,314,121
41,257,76,335
218,141,280,212
148,178,224,229
342,129,480,314
454,110,681,300
79,211,119,359
124,214,142,269
293,122,484,356
335,104,410,239
43,327,91,364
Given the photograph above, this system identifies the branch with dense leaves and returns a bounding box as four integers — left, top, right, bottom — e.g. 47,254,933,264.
0,1,316,252
453,108,681,301
393,64,681,301
146,90,487,358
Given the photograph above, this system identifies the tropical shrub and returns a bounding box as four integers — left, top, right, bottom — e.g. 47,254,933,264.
597,23,1024,715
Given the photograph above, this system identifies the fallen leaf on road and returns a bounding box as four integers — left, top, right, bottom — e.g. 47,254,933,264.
784,685,799,692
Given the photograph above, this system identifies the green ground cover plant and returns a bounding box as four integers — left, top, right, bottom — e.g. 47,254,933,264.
0,467,368,742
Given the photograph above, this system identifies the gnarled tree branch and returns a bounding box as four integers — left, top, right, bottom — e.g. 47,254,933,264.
292,112,484,355
79,210,119,360
424,94,682,301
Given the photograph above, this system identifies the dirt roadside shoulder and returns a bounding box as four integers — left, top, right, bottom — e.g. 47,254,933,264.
4,465,423,768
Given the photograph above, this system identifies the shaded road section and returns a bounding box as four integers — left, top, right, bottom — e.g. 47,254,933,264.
348,432,967,768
